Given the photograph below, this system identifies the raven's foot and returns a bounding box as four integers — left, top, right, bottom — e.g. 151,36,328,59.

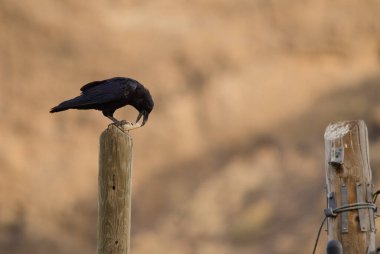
108,120,142,132
117,120,129,126
108,120,129,128
108,120,126,132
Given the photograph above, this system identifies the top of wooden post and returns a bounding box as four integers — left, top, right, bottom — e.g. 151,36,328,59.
100,125,133,140
324,120,365,140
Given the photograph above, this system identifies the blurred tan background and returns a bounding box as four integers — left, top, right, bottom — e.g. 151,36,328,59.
1,0,380,253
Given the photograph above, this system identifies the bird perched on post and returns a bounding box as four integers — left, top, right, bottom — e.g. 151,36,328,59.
50,77,154,130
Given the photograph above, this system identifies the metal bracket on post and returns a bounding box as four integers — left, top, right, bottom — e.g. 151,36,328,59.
341,182,348,233
366,183,376,232
329,146,344,167
325,191,337,218
356,183,368,232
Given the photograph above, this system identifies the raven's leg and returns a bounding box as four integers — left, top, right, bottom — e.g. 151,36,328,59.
106,115,128,126
103,110,141,131
102,110,127,126
105,116,131,133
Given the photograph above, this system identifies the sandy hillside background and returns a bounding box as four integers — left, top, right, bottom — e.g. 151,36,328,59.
0,0,380,253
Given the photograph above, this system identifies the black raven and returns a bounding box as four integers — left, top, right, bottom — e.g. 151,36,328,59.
50,77,154,128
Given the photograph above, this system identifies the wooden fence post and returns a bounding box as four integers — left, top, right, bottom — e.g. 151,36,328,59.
324,120,376,253
98,125,133,254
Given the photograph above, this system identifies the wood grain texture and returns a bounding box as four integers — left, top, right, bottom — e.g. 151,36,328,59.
98,125,132,254
324,120,376,253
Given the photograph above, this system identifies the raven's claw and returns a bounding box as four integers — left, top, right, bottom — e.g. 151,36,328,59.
109,121,143,132
118,120,128,126
106,115,143,131
108,120,127,127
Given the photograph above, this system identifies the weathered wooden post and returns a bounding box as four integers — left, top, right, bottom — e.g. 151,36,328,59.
324,120,376,253
98,125,133,254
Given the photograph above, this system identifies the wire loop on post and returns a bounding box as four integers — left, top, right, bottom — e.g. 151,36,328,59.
313,202,377,254
324,202,377,217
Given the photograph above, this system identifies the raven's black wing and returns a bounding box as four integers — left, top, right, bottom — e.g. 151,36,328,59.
79,77,138,105
50,78,138,112
80,80,104,92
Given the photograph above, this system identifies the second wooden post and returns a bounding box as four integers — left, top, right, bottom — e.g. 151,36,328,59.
324,120,376,253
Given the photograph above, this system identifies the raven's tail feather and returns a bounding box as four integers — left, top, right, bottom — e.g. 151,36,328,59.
49,96,89,113
50,105,69,113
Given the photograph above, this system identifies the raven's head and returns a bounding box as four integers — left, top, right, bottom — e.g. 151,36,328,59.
136,89,154,126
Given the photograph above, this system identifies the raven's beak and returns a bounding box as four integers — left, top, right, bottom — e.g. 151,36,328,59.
136,112,143,124
141,111,149,126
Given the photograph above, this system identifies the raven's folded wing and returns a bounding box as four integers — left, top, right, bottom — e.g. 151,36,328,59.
51,77,140,112
79,78,138,105
80,80,103,92
80,77,137,92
